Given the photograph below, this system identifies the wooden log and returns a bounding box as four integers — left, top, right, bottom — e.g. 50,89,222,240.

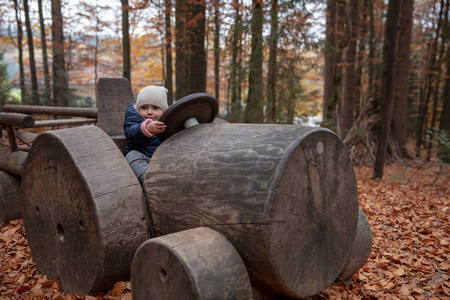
97,78,134,154
336,207,372,282
2,104,98,118
0,147,27,176
0,112,35,128
0,170,22,224
144,123,359,298
131,227,253,300
21,125,150,295
32,118,97,127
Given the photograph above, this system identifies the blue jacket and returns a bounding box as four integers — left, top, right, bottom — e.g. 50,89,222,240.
123,101,162,157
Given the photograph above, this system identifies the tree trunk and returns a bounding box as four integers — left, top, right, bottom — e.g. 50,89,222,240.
229,0,242,121
331,0,346,129
440,40,450,132
213,0,220,101
415,0,444,154
266,0,278,123
340,0,359,139
355,0,368,116
427,0,449,161
38,0,51,105
23,0,39,105
323,0,336,126
367,0,375,99
187,0,206,93
372,0,402,179
13,0,26,103
51,0,69,107
94,0,99,90
175,0,187,99
121,0,131,82
165,0,174,105
392,0,414,159
244,0,264,123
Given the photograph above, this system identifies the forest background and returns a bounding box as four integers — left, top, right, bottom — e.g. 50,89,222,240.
0,0,450,177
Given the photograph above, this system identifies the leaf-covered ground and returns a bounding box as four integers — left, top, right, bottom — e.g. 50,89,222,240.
1,162,449,299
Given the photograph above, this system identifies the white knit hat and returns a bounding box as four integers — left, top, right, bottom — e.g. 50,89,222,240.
136,86,169,112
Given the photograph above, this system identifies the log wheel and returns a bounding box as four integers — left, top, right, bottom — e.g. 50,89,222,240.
22,126,150,295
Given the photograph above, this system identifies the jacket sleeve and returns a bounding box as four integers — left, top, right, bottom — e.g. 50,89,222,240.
124,105,148,144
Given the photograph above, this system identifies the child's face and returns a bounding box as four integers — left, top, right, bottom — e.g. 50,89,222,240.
139,104,164,121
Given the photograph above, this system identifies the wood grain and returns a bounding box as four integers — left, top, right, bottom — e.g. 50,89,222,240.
336,207,372,282
22,125,150,295
131,227,252,300
144,123,359,297
97,78,134,136
0,148,28,176
0,170,22,224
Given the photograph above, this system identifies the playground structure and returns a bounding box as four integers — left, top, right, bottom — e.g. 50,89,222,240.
0,78,372,299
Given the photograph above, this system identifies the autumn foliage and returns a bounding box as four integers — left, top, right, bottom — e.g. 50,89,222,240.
1,162,448,299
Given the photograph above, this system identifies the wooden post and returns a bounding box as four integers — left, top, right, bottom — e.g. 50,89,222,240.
21,126,150,295
97,78,135,154
131,227,253,300
0,170,22,224
144,123,359,298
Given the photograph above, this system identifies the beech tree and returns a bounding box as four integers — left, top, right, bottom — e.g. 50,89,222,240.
373,0,402,179
244,0,264,123
392,0,414,159
23,0,39,105
121,0,131,82
165,0,173,104
266,0,278,123
340,0,359,139
38,0,51,105
51,0,69,107
13,0,26,103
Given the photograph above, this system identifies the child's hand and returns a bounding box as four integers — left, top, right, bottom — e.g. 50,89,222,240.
147,121,166,134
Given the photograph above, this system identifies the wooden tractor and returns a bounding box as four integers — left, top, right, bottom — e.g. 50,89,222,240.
7,78,372,299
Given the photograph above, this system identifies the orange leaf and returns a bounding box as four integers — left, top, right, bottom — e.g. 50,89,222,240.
111,281,128,296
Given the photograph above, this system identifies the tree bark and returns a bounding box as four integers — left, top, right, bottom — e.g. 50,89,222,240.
165,0,174,105
229,0,242,121
175,0,187,99
367,0,375,99
13,0,26,103
51,0,69,107
244,0,264,123
392,0,414,159
213,0,220,101
38,0,51,105
440,40,450,132
266,0,278,123
427,0,449,160
415,0,444,154
331,0,346,129
121,0,131,82
23,0,40,105
323,0,336,126
340,0,359,139
372,0,402,179
355,0,368,116
187,0,206,94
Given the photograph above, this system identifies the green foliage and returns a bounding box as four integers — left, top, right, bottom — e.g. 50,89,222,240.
428,128,450,164
0,52,14,108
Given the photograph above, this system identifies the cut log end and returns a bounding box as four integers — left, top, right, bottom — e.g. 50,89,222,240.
261,130,359,297
22,126,149,295
131,227,253,300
